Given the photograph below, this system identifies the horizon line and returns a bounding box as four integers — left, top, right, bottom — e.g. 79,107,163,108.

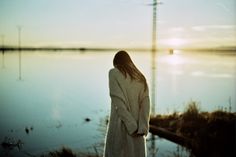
0,45,236,52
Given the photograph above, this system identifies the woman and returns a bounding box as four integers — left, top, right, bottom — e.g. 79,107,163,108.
104,50,150,157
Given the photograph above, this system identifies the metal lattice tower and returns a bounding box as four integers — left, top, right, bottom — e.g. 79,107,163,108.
150,0,162,156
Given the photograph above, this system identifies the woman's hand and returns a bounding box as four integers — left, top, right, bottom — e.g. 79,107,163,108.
131,130,145,137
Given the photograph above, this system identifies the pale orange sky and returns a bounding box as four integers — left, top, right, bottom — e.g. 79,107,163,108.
0,0,236,49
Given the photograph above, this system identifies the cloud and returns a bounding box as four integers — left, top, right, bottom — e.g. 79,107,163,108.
191,71,233,78
169,27,185,32
191,24,236,32
191,71,205,77
191,26,206,32
208,74,232,78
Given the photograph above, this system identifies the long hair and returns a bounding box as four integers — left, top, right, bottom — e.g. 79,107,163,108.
113,50,148,91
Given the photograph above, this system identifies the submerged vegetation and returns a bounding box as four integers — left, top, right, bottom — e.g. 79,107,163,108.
40,147,100,157
40,147,77,157
150,101,236,157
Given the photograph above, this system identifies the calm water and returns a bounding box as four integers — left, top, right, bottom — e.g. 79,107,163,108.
0,50,235,156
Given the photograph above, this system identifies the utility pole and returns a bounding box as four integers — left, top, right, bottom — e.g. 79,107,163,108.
1,35,5,68
150,0,162,157
151,0,157,116
150,0,157,155
17,26,22,80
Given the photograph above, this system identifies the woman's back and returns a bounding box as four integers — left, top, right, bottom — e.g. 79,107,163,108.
104,51,150,157
109,68,148,121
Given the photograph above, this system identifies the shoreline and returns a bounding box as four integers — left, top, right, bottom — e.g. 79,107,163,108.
150,102,236,157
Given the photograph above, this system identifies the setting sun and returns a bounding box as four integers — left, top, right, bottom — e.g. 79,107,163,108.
167,38,187,47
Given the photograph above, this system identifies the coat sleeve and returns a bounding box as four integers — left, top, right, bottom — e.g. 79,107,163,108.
109,69,138,135
137,88,150,136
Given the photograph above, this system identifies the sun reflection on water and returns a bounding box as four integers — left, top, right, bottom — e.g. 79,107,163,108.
163,51,185,65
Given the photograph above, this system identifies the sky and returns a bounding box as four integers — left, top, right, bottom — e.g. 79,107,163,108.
0,0,236,49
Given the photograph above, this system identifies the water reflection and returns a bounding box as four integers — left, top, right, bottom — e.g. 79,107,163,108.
1,50,5,69
165,54,185,66
0,50,235,156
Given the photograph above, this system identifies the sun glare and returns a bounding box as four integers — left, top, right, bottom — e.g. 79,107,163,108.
164,54,185,65
167,38,187,47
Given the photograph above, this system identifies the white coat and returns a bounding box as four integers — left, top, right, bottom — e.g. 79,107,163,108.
104,68,150,157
